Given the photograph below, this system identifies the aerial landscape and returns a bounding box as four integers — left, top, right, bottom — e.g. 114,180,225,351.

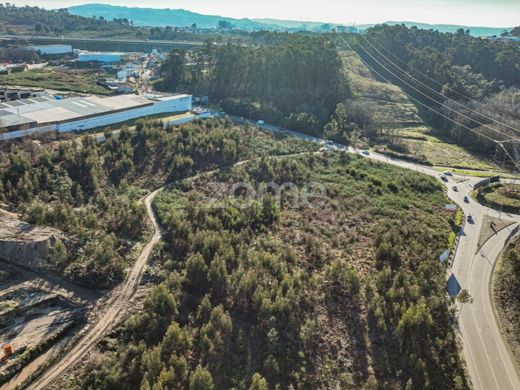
0,0,520,389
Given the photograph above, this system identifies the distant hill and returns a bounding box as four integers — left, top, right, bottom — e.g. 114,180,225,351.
382,21,511,37
68,4,355,32
68,4,285,31
68,4,511,36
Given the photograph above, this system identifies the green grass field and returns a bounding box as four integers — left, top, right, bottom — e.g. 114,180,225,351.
341,50,422,126
478,183,520,213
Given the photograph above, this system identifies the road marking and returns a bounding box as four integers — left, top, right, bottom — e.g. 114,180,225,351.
479,233,517,389
466,226,501,389
459,306,484,390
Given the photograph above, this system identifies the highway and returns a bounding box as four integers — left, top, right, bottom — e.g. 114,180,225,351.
0,34,204,48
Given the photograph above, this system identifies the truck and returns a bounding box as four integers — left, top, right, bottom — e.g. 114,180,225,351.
0,343,27,365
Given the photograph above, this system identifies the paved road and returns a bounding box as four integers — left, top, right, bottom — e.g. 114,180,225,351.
25,188,163,390
0,34,204,48
222,113,520,389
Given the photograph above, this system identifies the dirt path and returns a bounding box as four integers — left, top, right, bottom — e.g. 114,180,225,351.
25,188,163,390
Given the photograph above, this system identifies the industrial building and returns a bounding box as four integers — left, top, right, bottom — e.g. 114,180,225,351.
78,52,123,63
25,44,73,55
0,93,192,140
0,88,44,102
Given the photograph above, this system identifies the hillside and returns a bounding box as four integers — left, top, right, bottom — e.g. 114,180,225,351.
0,119,316,289
0,3,135,36
72,151,468,389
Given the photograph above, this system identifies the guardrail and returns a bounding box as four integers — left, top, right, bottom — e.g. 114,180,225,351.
473,176,501,190
504,224,520,248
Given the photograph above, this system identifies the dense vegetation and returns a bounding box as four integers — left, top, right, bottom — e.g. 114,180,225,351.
351,25,520,165
494,242,520,367
82,152,467,389
159,35,353,139
0,119,315,288
0,45,39,63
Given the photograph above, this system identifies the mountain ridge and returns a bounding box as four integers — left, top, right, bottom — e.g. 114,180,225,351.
67,4,512,36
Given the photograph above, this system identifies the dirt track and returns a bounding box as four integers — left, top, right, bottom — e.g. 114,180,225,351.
25,188,163,390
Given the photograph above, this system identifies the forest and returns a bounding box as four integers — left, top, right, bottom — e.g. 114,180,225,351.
80,152,467,389
158,35,351,137
0,119,315,288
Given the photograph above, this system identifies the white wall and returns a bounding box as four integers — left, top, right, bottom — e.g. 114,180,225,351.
0,96,193,141
78,54,121,62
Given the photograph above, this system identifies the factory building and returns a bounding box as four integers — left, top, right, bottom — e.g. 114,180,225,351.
25,44,73,55
0,93,192,140
78,52,123,63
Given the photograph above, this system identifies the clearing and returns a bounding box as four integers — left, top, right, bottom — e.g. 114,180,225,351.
0,67,111,95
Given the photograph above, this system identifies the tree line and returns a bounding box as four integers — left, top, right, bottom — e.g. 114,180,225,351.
158,35,352,138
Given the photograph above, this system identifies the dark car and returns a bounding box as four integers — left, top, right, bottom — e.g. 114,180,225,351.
464,196,469,203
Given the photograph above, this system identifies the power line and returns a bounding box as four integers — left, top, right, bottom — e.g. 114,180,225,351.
359,34,520,136
354,39,520,142
360,32,507,109
339,38,520,170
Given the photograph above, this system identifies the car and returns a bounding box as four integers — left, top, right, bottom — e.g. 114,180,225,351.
361,150,370,156
467,215,474,224
441,176,448,182
464,196,469,203
452,186,458,192
444,171,453,176
257,120,265,126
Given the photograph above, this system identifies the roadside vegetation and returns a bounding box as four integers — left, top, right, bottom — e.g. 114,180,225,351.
476,183,520,214
0,118,316,288
0,67,111,95
158,35,352,140
494,242,520,368
80,152,467,389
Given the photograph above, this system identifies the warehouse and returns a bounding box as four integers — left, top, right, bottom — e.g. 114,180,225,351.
25,44,73,55
0,93,192,140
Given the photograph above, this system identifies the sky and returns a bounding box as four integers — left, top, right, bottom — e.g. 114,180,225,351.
9,0,520,27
